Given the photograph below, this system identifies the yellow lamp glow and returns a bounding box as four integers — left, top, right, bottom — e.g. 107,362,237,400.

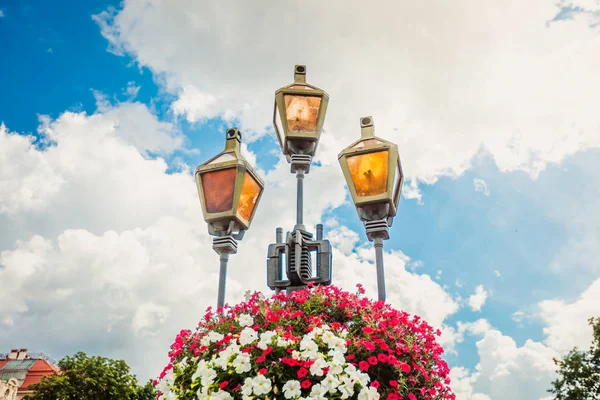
284,95,322,133
346,150,389,197
338,116,403,222
237,172,262,221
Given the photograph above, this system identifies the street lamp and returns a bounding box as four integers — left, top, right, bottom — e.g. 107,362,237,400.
338,116,404,301
267,65,332,293
195,128,264,308
273,65,329,166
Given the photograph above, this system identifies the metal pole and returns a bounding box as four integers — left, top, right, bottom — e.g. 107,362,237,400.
217,253,229,309
275,228,283,294
373,236,386,302
296,170,304,225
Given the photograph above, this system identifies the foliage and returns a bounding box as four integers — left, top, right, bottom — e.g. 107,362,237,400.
155,284,454,400
24,352,157,400
549,317,600,400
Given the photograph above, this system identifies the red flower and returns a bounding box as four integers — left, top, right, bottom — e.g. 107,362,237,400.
400,362,411,373
389,380,399,388
258,368,267,375
368,356,378,365
256,355,266,363
301,379,312,389
297,367,308,378
378,353,388,363
370,380,381,389
219,381,229,389
359,361,370,371
388,394,400,400
363,326,375,334
262,347,273,355
408,394,417,400
346,354,355,360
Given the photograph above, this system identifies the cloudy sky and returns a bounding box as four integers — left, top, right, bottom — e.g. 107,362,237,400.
1,0,600,398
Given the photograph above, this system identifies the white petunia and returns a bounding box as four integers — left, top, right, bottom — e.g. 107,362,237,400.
232,353,252,373
310,383,328,399
321,374,340,393
241,377,254,396
211,390,233,400
239,327,259,346
251,375,272,395
258,330,277,349
238,314,254,327
208,331,224,343
355,372,370,388
358,387,380,400
338,376,355,399
282,380,302,399
276,337,294,347
309,357,327,376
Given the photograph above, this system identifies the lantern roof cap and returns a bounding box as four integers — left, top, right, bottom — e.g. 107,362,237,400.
337,116,398,160
275,65,329,99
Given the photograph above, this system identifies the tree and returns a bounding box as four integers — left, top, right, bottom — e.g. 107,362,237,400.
549,317,600,400
25,352,157,400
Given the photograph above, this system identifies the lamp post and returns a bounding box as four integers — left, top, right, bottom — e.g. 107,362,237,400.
195,128,264,308
338,116,404,301
194,67,403,305
267,65,332,293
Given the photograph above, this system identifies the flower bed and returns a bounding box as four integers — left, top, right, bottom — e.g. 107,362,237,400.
155,284,454,400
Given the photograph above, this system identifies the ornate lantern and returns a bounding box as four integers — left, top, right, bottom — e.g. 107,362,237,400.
338,116,403,225
195,128,264,308
273,65,329,164
195,128,264,236
338,116,404,301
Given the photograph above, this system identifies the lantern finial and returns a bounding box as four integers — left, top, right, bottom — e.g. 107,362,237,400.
294,65,307,84
360,116,375,139
225,128,242,152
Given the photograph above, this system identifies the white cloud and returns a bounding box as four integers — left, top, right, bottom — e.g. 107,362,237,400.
494,270,501,278
473,178,491,196
538,277,600,354
124,81,140,99
446,320,559,400
95,0,600,191
512,311,526,328
468,285,489,312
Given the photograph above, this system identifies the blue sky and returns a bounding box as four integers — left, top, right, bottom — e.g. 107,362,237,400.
1,1,600,399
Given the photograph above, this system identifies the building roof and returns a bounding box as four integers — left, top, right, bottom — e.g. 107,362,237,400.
0,356,59,391
0,360,37,386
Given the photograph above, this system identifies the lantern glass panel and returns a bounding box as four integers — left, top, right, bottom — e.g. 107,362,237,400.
284,95,321,133
346,150,389,197
237,171,261,221
289,85,314,90
393,162,402,204
208,153,236,164
274,103,285,145
352,138,382,149
201,168,236,213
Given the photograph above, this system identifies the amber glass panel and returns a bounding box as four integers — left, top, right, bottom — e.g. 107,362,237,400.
201,168,236,213
237,172,262,221
346,150,389,197
284,95,321,133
